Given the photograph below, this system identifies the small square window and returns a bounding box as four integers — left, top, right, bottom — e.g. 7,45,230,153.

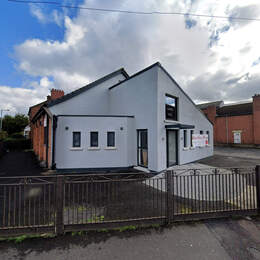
90,132,98,147
73,132,81,147
200,130,203,135
107,132,115,147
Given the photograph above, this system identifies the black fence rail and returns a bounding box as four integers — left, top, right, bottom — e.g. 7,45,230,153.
0,167,259,236
0,176,56,236
63,177,166,229
165,167,258,221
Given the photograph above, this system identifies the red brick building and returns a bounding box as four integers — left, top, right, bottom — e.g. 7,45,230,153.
197,95,260,147
28,89,64,167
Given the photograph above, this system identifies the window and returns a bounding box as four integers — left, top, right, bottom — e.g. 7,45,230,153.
200,130,203,135
137,130,148,167
206,130,210,144
183,130,188,148
165,94,178,121
107,132,115,147
190,130,194,147
90,132,98,147
72,132,81,147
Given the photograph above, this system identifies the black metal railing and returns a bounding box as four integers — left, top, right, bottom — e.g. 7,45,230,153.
0,177,56,231
0,166,259,236
165,167,257,221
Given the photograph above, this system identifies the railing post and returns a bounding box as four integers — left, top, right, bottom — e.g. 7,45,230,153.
166,170,174,224
256,165,260,215
55,175,64,235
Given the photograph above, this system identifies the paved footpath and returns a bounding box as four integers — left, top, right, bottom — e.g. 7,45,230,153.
1,218,260,260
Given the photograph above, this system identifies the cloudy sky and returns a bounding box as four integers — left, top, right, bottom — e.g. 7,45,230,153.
1,0,260,115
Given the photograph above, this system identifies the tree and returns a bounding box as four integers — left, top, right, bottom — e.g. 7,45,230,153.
2,114,29,135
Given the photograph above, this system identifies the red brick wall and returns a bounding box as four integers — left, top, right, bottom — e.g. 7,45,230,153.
253,95,260,144
201,106,217,143
48,117,52,168
30,88,64,168
32,114,52,167
29,103,45,144
201,106,216,124
215,115,254,144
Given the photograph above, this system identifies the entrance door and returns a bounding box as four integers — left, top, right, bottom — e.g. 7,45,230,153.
137,130,148,167
167,130,178,167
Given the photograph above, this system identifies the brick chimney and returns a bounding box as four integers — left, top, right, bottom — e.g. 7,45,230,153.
47,89,64,101
253,94,260,144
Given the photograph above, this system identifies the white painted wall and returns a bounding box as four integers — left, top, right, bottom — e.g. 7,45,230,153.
55,116,134,169
50,63,213,171
157,66,213,170
109,66,158,170
49,73,126,115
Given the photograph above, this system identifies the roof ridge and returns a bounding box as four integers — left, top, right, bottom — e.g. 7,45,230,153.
47,68,129,108
109,62,160,90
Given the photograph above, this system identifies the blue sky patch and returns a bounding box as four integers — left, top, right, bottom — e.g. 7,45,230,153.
0,1,81,87
185,18,197,29
252,57,260,66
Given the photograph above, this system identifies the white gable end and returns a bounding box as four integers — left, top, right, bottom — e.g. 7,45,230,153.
49,73,126,115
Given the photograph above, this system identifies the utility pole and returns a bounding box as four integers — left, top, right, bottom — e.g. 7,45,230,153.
0,109,10,131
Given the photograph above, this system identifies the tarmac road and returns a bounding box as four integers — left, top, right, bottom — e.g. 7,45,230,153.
198,146,260,168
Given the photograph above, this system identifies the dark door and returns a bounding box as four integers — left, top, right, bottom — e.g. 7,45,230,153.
166,130,178,167
137,130,148,167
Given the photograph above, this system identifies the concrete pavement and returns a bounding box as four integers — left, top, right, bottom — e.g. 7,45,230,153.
1,218,260,260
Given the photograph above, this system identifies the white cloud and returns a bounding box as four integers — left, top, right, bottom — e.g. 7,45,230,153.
29,3,64,26
3,0,260,114
0,77,53,115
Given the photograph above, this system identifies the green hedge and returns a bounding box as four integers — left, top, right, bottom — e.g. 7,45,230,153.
3,138,31,151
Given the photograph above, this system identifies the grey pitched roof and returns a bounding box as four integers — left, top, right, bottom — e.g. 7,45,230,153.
47,68,129,108
196,101,224,110
217,102,253,117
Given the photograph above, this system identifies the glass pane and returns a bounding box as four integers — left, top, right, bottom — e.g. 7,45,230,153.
107,132,115,147
184,130,187,147
168,131,177,166
90,132,98,147
137,130,148,167
73,132,81,147
190,130,194,146
141,149,148,167
140,131,147,149
165,95,177,120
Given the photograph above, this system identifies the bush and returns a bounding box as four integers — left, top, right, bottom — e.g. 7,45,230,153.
3,138,31,151
0,131,8,140
10,132,25,139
